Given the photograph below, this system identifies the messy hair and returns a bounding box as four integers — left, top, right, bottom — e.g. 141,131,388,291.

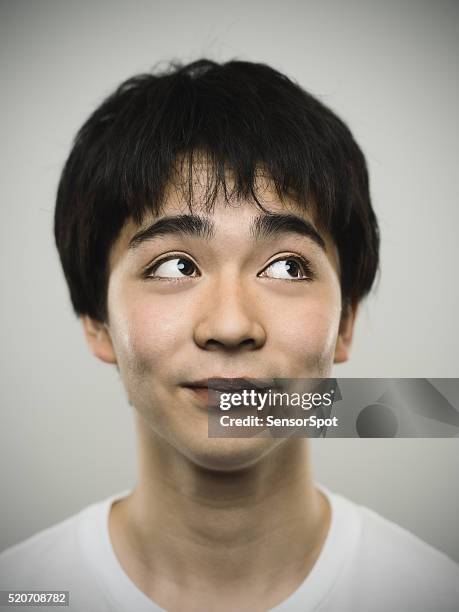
54,58,379,322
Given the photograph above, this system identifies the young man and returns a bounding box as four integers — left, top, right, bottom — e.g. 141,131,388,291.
1,59,458,611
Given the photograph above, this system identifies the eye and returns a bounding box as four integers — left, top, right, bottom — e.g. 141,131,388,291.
146,256,199,279
260,256,313,281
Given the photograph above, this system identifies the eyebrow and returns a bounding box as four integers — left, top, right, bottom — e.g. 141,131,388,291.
128,213,326,251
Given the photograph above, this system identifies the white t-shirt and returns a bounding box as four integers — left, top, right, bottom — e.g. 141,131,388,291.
1,486,458,612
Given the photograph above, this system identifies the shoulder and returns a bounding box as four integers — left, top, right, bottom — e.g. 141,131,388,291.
0,500,105,590
357,500,459,576
331,492,459,611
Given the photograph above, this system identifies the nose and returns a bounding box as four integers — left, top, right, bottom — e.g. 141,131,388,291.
193,275,267,352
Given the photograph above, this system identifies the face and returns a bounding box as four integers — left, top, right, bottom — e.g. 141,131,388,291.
83,170,356,471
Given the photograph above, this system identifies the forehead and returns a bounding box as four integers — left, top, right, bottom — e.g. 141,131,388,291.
110,163,339,267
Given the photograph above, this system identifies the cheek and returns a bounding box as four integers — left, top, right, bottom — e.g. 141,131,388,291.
275,286,341,371
107,284,189,379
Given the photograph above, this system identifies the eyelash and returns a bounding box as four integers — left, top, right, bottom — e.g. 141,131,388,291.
143,252,315,283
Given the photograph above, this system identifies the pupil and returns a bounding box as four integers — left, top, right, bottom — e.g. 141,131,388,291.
286,259,299,277
178,259,194,275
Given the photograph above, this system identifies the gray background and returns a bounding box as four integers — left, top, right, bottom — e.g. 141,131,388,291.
1,0,458,562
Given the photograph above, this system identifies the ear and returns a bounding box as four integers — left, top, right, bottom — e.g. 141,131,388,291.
81,316,117,364
334,301,359,364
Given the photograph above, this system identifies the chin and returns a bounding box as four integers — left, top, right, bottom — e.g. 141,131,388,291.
179,435,282,473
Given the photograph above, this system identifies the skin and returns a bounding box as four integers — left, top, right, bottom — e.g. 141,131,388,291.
81,170,357,611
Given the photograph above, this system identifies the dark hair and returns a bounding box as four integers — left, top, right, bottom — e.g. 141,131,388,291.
54,58,379,323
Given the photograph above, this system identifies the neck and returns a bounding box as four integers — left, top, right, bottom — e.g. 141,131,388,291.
110,414,331,609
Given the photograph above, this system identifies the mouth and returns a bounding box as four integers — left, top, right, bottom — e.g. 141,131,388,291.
184,377,278,392
182,377,280,409
184,386,213,406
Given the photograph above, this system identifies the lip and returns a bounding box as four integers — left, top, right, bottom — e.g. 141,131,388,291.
182,377,281,411
185,386,210,400
184,386,268,413
183,377,278,393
